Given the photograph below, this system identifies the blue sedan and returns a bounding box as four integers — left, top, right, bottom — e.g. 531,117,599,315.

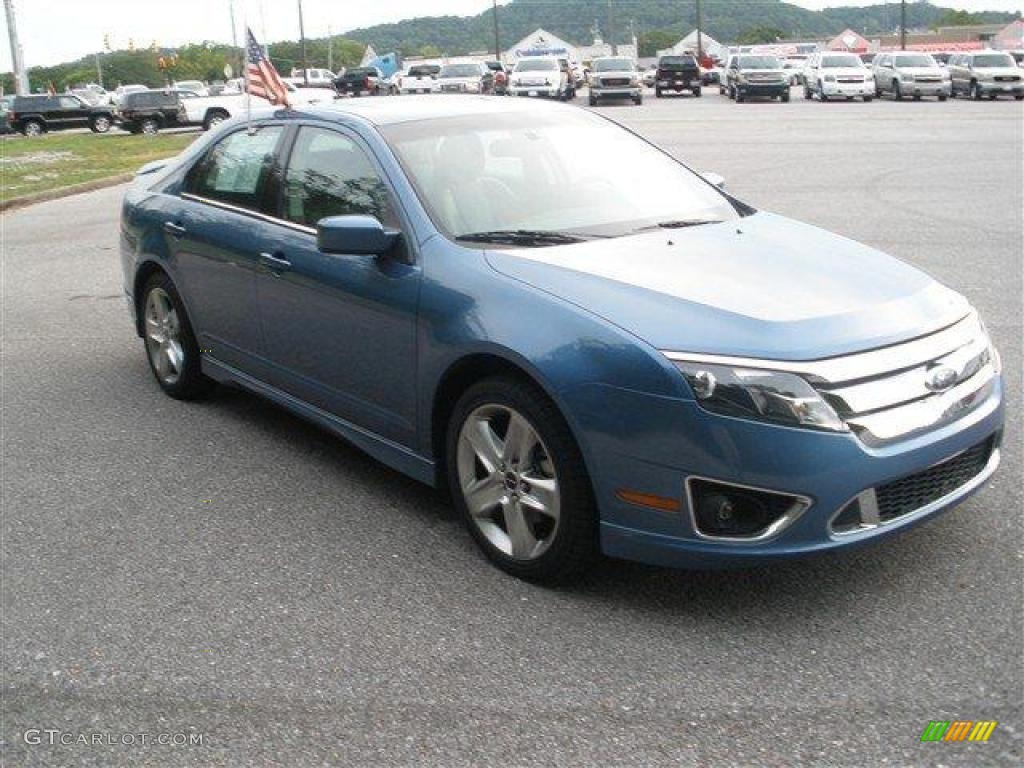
120,97,1003,582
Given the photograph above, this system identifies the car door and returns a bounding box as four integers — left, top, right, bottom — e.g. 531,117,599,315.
805,54,819,91
57,95,90,128
874,55,892,92
171,123,287,372
254,123,421,445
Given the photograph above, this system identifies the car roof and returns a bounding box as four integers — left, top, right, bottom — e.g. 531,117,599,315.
301,94,577,127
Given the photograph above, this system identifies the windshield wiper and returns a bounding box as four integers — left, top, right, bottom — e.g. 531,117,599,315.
455,229,605,247
630,219,724,233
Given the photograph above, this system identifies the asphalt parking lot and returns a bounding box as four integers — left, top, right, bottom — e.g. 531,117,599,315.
2,90,1021,766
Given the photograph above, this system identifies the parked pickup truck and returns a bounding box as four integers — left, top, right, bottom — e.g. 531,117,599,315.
183,84,337,130
334,67,383,96
399,64,441,94
655,54,702,97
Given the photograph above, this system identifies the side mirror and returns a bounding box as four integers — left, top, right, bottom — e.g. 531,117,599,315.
700,171,726,190
317,215,400,256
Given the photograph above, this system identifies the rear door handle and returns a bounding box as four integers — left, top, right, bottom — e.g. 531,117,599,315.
259,252,292,273
164,221,187,237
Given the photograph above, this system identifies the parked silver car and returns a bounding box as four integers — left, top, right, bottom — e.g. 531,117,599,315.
948,51,1023,100
872,52,950,101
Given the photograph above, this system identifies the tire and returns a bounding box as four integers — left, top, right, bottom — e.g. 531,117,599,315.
446,376,599,583
140,117,159,135
863,96,873,102
913,94,921,101
21,119,43,137
938,95,947,102
203,110,228,131
589,94,597,106
633,95,642,106
735,90,744,103
90,115,112,133
803,84,812,99
140,272,214,400
893,81,902,100
971,82,981,101
719,85,725,95
655,87,663,98
1016,94,1024,101
780,91,790,102
818,82,827,101
693,87,701,97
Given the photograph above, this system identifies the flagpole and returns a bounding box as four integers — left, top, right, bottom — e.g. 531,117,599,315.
244,25,253,134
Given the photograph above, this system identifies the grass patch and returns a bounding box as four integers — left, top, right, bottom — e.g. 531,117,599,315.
0,131,198,203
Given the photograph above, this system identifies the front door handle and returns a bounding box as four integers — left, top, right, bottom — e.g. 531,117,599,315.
259,252,292,273
163,221,187,237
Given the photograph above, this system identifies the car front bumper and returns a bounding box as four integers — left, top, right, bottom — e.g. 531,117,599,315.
657,78,701,91
511,86,560,98
977,80,1024,95
898,80,952,96
736,82,788,97
592,86,642,99
821,81,875,97
566,376,1005,569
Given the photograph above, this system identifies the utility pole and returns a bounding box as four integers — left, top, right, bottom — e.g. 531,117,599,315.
900,0,907,51
228,0,241,80
3,0,29,95
94,52,103,88
492,0,501,61
607,0,617,56
327,24,333,73
297,0,309,85
696,0,704,62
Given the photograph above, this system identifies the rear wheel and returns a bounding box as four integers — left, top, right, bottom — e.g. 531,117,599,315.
893,80,903,100
203,110,228,131
938,94,948,102
447,377,599,583
693,87,701,97
22,119,43,136
780,90,790,102
141,273,213,400
971,81,982,100
140,117,159,135
90,115,111,133
655,87,663,98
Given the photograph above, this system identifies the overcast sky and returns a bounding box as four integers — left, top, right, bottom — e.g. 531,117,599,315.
1,0,1020,69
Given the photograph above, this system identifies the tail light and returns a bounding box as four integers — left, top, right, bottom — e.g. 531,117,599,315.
364,77,370,89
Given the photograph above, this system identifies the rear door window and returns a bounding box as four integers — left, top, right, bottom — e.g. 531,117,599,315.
184,125,285,213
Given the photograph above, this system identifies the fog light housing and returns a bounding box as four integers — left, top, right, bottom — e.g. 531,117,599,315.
687,478,810,541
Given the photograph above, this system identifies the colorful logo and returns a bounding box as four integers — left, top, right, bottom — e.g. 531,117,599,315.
920,720,997,742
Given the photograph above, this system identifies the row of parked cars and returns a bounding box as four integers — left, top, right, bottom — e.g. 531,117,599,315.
711,49,1023,103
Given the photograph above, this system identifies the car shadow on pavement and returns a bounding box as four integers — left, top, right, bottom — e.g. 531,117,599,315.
203,383,962,616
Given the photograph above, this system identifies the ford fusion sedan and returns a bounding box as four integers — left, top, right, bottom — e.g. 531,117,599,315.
872,52,951,101
948,51,1023,100
588,57,643,106
803,53,875,101
120,97,1003,583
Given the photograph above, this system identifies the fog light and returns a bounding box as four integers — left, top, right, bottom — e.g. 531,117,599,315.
688,478,809,540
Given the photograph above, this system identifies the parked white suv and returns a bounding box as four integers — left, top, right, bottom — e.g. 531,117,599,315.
872,52,950,101
948,51,1023,100
803,52,874,101
509,57,570,99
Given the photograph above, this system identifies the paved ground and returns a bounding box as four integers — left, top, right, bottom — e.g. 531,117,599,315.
2,90,1021,767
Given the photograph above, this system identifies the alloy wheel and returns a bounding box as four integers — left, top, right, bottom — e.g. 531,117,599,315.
457,404,560,561
93,116,110,132
144,287,185,386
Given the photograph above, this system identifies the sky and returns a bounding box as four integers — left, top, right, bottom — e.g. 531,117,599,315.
1,0,1021,70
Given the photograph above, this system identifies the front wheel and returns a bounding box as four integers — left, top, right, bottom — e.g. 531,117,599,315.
447,377,599,583
141,273,213,400
803,84,812,99
780,91,790,102
140,117,159,135
21,119,43,137
655,87,663,98
693,87,701,97
971,82,982,100
893,81,903,100
90,115,111,133
589,93,598,106
863,96,873,102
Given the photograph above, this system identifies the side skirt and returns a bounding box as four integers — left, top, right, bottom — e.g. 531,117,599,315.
203,357,437,487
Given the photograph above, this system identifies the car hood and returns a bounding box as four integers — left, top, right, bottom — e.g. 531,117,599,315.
483,212,970,361
439,77,482,85
895,66,944,76
974,66,1021,77
821,67,869,76
740,69,787,77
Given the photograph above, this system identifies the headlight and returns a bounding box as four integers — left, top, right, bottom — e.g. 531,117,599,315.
942,70,951,80
824,74,836,82
672,361,847,432
901,72,914,81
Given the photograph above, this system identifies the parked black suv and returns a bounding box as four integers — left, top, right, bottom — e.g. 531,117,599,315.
655,55,702,98
117,90,188,134
9,94,115,136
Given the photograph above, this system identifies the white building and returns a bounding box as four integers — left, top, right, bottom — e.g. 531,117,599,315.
657,29,727,61
503,28,637,65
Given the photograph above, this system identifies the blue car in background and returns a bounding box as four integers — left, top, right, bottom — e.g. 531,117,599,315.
120,97,1004,582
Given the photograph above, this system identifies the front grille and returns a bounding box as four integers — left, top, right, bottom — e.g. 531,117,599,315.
602,78,630,86
838,76,864,83
995,75,1021,82
915,76,942,82
875,438,993,522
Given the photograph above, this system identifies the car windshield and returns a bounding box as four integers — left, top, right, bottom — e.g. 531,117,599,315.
347,68,374,77
408,66,438,77
381,110,738,244
592,58,633,72
516,59,557,72
660,57,695,68
738,56,781,69
821,55,862,68
893,54,936,68
973,54,1014,68
440,64,481,78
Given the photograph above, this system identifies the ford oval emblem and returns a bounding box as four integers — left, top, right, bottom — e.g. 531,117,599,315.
926,365,958,392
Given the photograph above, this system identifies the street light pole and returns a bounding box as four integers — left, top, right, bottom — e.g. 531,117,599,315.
900,0,907,51
297,0,309,85
492,0,501,60
696,0,703,62
607,0,617,56
94,52,103,88
3,0,29,95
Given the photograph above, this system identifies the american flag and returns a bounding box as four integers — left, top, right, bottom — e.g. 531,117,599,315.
245,28,290,107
